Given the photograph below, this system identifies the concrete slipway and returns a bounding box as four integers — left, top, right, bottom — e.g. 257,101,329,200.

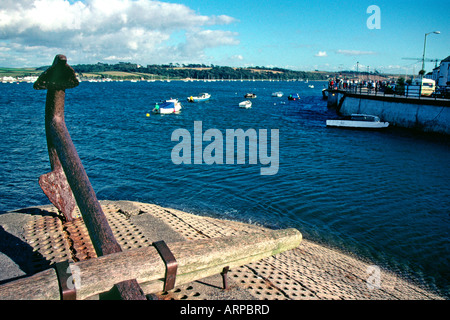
0,200,444,300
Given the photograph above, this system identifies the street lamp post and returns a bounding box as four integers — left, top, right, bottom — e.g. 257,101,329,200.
356,61,359,81
421,31,440,76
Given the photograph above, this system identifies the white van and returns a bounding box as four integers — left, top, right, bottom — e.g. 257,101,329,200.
406,78,436,96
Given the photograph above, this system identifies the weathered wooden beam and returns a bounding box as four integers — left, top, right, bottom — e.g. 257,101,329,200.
0,228,302,300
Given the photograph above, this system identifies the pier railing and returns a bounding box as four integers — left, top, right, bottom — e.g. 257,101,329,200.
332,84,450,102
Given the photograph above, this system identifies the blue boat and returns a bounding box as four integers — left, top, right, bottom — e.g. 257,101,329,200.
288,93,300,101
187,93,211,102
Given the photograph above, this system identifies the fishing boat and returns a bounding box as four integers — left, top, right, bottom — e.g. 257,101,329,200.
288,93,300,100
272,91,283,97
326,114,389,129
187,93,211,102
244,93,257,98
239,100,252,109
152,99,182,114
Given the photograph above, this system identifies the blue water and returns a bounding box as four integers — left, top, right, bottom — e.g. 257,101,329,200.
1,80,449,297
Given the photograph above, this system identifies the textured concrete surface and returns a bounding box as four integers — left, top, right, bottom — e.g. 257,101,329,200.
0,200,445,300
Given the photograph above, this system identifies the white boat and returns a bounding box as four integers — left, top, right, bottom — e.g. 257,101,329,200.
272,91,283,97
239,100,252,108
187,93,211,102
244,93,257,98
326,114,389,129
308,84,314,88
152,99,182,114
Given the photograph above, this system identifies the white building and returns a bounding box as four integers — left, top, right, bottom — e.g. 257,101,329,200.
425,66,440,82
437,56,450,88
1,76,16,83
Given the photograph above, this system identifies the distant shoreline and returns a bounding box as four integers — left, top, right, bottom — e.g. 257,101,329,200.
1,64,399,84
1,77,331,83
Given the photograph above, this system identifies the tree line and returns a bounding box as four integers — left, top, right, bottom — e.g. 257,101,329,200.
37,62,332,80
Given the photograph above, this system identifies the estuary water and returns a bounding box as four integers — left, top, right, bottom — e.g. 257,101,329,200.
0,80,449,297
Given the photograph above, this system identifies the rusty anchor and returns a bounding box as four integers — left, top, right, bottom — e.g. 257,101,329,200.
34,54,146,300
34,54,79,222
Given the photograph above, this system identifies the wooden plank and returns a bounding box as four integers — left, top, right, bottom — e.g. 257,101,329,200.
0,269,60,300
0,228,301,300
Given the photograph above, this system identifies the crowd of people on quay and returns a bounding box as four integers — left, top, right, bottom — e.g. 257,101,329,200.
327,78,396,94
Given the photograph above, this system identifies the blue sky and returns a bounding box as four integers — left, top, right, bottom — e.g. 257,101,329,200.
1,0,449,75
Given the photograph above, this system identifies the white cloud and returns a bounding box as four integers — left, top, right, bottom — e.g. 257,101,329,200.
104,55,132,61
336,49,377,56
184,30,239,50
0,0,239,66
208,15,238,25
315,51,327,57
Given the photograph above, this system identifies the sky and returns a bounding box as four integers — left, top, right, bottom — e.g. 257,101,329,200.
1,0,449,75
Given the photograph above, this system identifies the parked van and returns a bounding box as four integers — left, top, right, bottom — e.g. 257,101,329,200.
406,78,436,96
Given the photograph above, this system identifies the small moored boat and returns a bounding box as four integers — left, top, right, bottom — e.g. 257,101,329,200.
239,100,252,109
272,91,283,97
244,93,257,98
187,93,211,102
288,93,300,100
326,114,389,129
152,99,182,114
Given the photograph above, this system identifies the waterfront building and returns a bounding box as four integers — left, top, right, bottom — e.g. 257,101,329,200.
1,76,16,83
437,56,450,87
426,66,440,82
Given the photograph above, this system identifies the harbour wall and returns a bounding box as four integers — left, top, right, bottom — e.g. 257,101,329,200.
326,90,450,135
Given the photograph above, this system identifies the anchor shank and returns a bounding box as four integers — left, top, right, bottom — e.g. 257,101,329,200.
34,55,145,299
